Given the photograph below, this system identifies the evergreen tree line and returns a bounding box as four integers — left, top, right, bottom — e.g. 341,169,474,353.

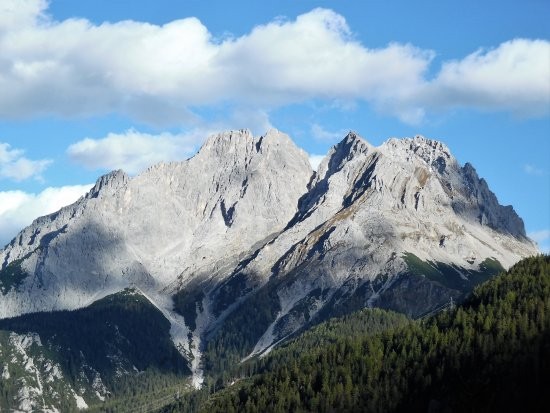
0,289,191,411
164,255,550,412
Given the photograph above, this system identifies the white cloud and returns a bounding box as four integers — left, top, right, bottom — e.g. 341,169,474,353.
66,106,279,174
0,3,547,124
0,184,92,247
67,130,205,174
0,142,52,181
214,10,432,108
524,163,546,176
528,230,550,254
308,154,325,171
422,39,550,116
529,229,550,244
311,124,348,143
0,0,47,30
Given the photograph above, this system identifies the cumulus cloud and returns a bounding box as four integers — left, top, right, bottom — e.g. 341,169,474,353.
0,142,52,181
0,2,547,124
0,184,92,247
0,0,47,29
528,229,550,253
66,130,206,174
311,124,348,143
422,39,550,116
66,106,278,174
308,154,325,171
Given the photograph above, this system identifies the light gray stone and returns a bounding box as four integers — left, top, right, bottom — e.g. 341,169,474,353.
0,129,538,371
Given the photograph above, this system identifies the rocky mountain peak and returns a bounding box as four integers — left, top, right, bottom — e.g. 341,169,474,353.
87,169,129,199
195,129,311,171
259,128,290,144
200,129,254,157
0,127,315,319
0,129,539,394
254,129,311,160
381,135,454,174
315,131,372,182
207,131,537,361
456,162,527,239
462,161,478,180
375,136,527,240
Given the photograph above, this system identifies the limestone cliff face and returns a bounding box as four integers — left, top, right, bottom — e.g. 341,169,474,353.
199,133,537,357
0,129,537,366
0,129,313,318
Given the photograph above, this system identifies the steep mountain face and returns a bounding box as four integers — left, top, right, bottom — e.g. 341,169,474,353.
0,129,538,407
0,288,189,412
198,133,536,360
0,129,312,319
196,255,550,413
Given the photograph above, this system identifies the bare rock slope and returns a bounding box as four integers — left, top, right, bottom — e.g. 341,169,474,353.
0,129,538,375
191,133,537,358
0,129,312,318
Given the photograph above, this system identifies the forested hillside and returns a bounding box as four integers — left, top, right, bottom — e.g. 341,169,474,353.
164,255,549,413
0,289,191,412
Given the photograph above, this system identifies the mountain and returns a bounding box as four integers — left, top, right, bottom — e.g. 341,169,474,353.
0,129,538,410
0,129,312,317
192,133,536,371
0,288,189,412
190,255,550,413
0,129,312,387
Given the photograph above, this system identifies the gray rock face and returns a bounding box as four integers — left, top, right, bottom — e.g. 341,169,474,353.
220,134,534,287
200,133,537,358
0,129,313,319
0,129,538,379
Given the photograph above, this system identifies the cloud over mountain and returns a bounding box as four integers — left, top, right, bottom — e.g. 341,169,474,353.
0,142,51,182
67,130,201,174
0,184,92,247
0,1,547,125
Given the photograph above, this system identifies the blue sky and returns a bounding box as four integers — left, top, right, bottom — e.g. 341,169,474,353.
0,0,549,251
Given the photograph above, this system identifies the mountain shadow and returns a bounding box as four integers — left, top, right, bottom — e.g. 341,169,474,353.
0,289,190,404
175,255,550,413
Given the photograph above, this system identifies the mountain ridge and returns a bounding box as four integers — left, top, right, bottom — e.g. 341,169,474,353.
193,255,550,413
0,129,538,399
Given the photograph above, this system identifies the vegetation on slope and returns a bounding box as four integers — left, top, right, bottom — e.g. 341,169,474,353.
165,255,549,413
403,252,504,293
161,307,410,413
0,259,29,294
0,289,191,412
201,252,505,383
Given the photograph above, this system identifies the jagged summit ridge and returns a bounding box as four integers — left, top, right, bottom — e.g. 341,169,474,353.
457,162,527,238
0,129,313,318
0,129,538,381
197,132,536,358
315,131,372,180
376,135,526,239
87,169,130,199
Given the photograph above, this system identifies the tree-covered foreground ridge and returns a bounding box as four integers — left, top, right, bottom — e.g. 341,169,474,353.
0,133,543,411
164,255,550,413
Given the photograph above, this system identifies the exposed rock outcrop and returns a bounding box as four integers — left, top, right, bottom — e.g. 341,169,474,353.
0,129,538,374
